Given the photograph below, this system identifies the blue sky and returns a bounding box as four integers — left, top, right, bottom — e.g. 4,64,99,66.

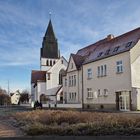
0,0,140,92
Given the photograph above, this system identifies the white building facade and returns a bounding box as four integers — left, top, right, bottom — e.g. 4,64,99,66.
63,28,140,111
11,90,20,105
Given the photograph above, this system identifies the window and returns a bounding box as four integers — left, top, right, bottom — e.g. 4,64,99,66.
71,76,74,86
105,49,110,55
69,93,71,100
46,60,49,66
53,60,55,65
101,65,104,76
73,92,76,100
59,69,65,85
104,65,107,76
69,76,71,86
87,88,93,98
71,63,73,69
48,73,50,80
97,65,107,77
64,92,67,103
98,89,101,96
97,66,100,77
50,60,52,66
98,52,103,57
104,89,108,96
65,78,67,86
125,41,132,48
69,75,76,87
74,75,76,86
116,60,123,73
69,92,76,101
61,60,63,64
113,46,120,52
87,68,92,79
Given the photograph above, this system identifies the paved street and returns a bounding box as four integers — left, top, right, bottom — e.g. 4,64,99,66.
0,105,31,137
0,120,23,137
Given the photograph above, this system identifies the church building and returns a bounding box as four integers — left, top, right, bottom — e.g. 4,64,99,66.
31,19,68,107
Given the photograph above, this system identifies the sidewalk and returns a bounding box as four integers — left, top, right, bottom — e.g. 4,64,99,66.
0,120,23,137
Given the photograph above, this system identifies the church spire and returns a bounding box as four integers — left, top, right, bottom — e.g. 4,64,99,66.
40,18,59,59
44,19,56,39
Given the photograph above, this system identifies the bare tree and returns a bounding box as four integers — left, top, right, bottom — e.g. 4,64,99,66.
0,87,11,105
19,89,30,104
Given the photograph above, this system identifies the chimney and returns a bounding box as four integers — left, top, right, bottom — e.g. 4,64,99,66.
107,34,114,41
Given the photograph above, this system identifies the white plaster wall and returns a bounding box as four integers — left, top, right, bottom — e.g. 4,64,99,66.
83,51,131,104
130,40,140,88
63,56,82,104
130,40,140,110
47,57,67,89
137,88,140,110
37,82,46,101
57,104,82,108
40,58,59,71
67,56,77,72
65,70,82,104
11,91,20,104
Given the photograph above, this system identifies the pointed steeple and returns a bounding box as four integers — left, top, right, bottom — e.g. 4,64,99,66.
40,19,59,59
44,20,56,39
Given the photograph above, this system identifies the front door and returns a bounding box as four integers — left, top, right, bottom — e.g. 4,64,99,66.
119,91,130,111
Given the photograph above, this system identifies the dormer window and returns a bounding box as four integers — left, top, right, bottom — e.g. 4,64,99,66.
125,41,132,48
98,52,103,57
113,46,120,52
105,49,110,55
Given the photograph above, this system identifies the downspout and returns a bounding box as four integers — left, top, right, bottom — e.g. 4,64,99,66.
78,70,79,103
82,65,84,109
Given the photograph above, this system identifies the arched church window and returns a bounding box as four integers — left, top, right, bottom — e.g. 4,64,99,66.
53,60,55,65
50,60,52,66
46,60,49,66
59,69,65,85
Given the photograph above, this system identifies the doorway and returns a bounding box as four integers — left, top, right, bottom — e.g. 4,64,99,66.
116,91,131,111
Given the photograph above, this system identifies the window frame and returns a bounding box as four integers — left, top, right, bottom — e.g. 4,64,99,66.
87,68,92,79
87,88,93,99
116,60,123,73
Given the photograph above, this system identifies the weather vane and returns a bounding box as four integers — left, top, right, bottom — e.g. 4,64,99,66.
49,11,52,19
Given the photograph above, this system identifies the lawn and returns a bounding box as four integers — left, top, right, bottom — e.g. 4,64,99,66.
13,110,140,136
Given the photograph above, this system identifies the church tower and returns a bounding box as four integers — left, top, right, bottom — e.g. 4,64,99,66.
40,19,60,71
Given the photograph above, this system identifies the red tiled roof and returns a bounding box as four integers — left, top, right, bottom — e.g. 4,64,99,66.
76,27,140,65
31,70,46,84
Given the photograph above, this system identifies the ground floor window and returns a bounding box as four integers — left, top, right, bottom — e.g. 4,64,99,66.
69,92,76,101
87,88,93,98
104,89,108,96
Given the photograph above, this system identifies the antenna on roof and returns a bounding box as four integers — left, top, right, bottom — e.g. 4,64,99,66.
49,11,52,20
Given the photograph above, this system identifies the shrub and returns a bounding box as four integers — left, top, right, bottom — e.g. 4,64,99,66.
13,110,140,136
